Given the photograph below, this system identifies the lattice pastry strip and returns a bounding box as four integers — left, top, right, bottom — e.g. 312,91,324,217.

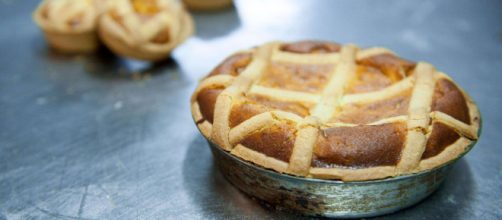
287,45,357,175
311,45,358,122
211,42,276,150
191,41,481,181
398,62,436,172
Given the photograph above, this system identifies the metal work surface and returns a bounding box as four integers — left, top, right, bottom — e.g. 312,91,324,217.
1,0,501,219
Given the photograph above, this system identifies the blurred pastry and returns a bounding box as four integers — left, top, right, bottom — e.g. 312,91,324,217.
182,0,232,11
33,0,101,53
98,0,194,61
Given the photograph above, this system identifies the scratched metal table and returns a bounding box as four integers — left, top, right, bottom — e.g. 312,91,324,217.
1,0,501,219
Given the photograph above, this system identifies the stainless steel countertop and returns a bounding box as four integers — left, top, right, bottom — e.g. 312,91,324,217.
1,0,501,219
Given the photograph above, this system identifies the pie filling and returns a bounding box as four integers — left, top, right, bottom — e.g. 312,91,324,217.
229,95,309,128
312,123,406,168
347,65,395,94
197,87,224,123
208,53,253,77
150,28,170,44
240,123,296,162
258,62,334,93
280,41,341,54
335,89,411,124
422,122,461,159
357,54,416,82
432,79,471,124
131,0,160,15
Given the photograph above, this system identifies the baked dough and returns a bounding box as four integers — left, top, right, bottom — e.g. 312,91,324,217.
33,0,103,53
191,40,481,181
98,0,194,61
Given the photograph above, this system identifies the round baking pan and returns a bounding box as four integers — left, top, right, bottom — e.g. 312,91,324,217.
203,121,480,218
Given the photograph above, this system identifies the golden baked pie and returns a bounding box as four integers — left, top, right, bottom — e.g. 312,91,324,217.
191,40,481,181
33,0,102,53
182,0,232,11
98,0,194,61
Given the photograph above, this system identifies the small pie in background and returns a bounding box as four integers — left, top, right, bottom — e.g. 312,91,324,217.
33,0,102,53
98,0,194,61
191,40,481,181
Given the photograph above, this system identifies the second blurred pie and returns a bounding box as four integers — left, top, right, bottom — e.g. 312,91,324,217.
99,0,194,61
33,0,102,53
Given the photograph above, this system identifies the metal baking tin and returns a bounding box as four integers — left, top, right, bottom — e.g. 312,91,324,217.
205,136,478,218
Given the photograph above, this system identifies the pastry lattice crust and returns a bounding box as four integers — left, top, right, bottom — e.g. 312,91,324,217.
191,41,480,181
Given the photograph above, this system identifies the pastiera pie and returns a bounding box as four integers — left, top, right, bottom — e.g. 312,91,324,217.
33,0,103,53
191,40,481,181
99,0,193,61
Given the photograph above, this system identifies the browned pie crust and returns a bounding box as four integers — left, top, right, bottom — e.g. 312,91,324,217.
191,40,481,181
